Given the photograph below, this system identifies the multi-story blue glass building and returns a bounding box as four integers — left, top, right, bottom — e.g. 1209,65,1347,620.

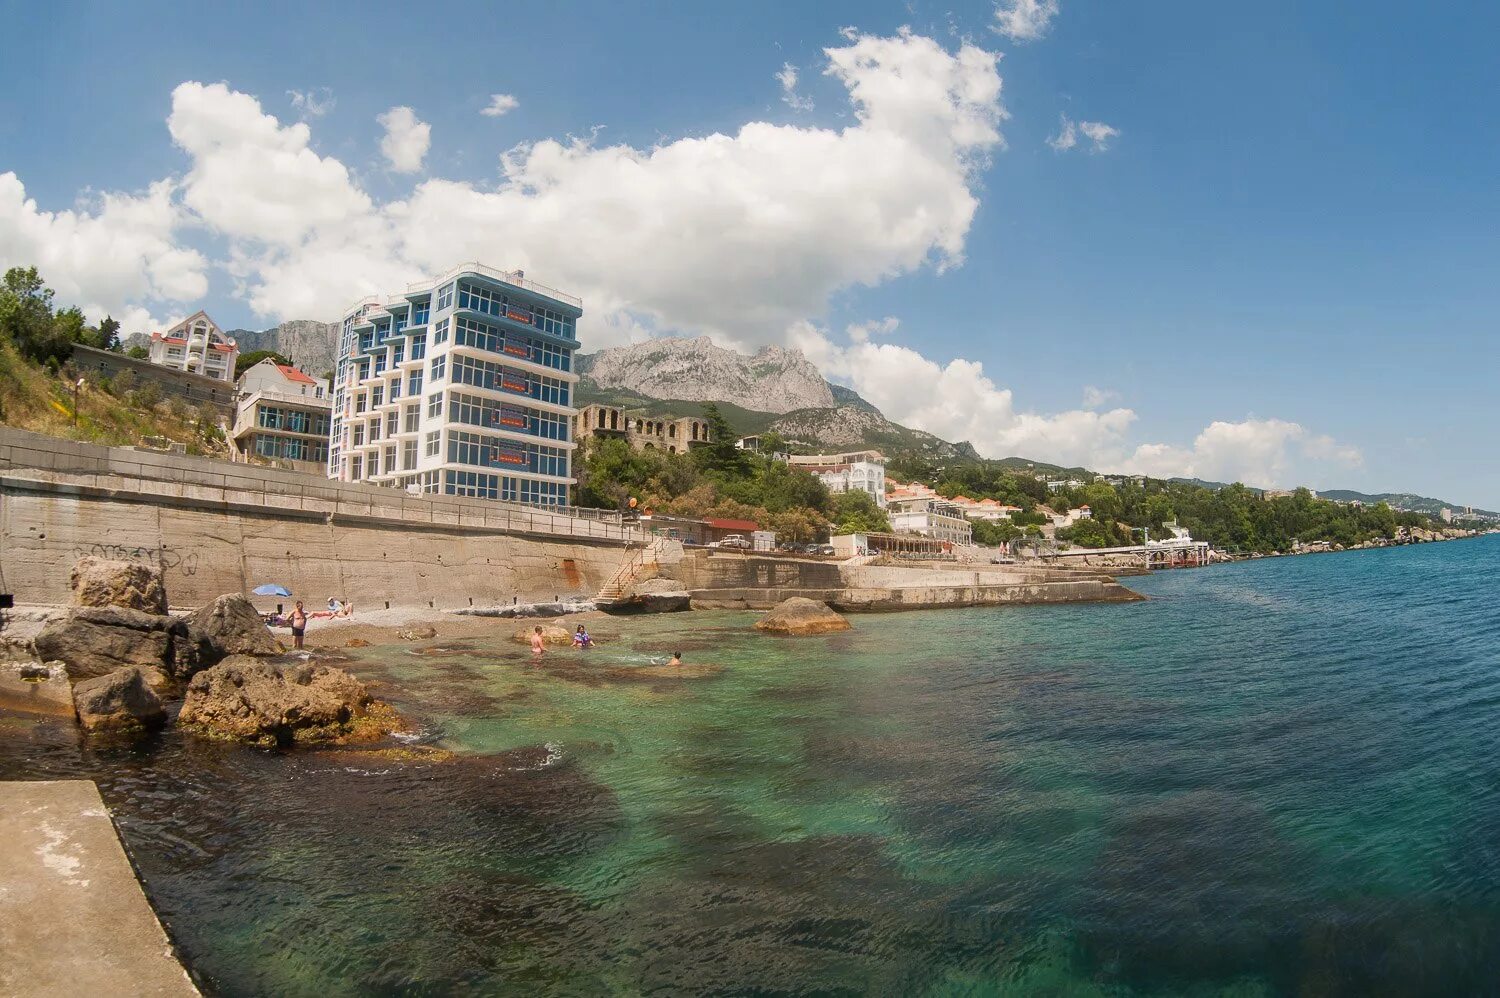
328,263,582,506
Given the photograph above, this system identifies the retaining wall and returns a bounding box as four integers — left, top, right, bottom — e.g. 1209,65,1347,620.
0,428,638,609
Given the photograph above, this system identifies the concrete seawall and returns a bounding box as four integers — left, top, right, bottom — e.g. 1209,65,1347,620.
0,781,198,996
0,428,638,609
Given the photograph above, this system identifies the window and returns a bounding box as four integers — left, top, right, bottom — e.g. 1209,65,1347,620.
390,378,402,400
371,386,383,408
407,371,423,396
519,479,568,506
436,283,455,311
425,430,441,457
427,392,444,419
352,424,364,446
455,316,503,353
536,340,570,372
449,430,491,467
393,341,405,364
529,409,570,441
532,444,568,478
430,355,445,381
411,332,427,361
368,451,379,476
351,455,363,480
432,318,450,344
443,470,497,499
404,404,420,433
532,375,569,406
374,355,387,376
532,305,573,339
386,411,398,437
412,299,430,325
385,446,396,474
354,393,367,415
402,439,417,470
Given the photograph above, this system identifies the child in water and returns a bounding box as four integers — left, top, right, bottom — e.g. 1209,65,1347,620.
573,625,593,648
531,626,545,657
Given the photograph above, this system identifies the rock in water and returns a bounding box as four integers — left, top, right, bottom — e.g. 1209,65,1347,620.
754,597,853,636
629,577,692,613
69,557,169,614
512,625,576,646
72,666,166,735
184,594,281,665
33,606,192,680
178,656,404,748
397,626,438,641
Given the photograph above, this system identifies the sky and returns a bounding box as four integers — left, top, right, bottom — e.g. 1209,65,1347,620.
1,0,1496,507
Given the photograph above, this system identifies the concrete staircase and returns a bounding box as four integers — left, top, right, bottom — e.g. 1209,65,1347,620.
594,542,657,607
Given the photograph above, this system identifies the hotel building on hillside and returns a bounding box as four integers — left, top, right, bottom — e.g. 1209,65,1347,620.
888,495,974,545
328,264,582,505
230,359,332,475
148,310,238,383
573,403,712,453
787,450,887,507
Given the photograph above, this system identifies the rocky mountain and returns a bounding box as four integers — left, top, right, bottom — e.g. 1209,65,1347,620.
576,336,835,414
228,320,341,378
574,336,978,460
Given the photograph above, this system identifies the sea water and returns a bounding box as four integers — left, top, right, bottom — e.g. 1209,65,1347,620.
3,535,1498,995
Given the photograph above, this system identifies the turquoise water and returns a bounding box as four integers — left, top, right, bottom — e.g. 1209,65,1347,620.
4,535,1499,994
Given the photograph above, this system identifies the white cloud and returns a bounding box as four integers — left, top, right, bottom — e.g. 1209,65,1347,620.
1081,385,1119,408
0,172,206,333
1049,113,1119,153
1123,419,1363,487
377,106,431,173
777,63,815,111
790,320,1137,466
287,87,335,118
481,93,519,117
993,0,1059,42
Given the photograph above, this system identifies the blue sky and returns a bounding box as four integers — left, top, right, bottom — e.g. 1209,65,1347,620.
2,0,1496,507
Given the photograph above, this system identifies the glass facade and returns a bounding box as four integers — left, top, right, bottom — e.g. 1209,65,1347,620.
332,267,581,505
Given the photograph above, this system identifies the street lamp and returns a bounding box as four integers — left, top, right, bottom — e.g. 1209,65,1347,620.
72,378,86,426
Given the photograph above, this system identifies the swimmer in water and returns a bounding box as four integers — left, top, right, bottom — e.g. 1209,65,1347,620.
531,626,545,657
668,651,682,667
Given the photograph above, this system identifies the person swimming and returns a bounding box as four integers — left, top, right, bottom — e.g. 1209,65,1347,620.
668,651,682,667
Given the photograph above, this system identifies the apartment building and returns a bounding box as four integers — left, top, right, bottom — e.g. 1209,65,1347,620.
787,450,887,507
148,310,238,383
329,264,582,506
887,495,974,545
231,359,332,475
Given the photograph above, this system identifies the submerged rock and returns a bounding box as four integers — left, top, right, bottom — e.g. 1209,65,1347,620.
754,597,853,636
72,666,166,735
512,624,576,647
178,655,405,748
397,626,438,641
70,556,168,614
184,594,281,665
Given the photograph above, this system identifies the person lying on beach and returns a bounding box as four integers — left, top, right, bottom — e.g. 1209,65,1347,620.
573,625,593,648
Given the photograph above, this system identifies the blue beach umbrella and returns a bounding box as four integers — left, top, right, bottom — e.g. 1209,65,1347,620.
252,584,293,597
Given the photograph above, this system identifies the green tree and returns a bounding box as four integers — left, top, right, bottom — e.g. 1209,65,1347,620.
831,489,891,533
236,349,293,378
693,402,749,478
126,345,149,360
93,316,122,352
0,266,73,366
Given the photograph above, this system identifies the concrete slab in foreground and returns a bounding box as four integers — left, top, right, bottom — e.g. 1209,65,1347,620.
0,780,198,997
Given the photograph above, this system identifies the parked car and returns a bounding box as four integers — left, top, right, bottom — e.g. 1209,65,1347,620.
717,534,752,550
816,544,836,556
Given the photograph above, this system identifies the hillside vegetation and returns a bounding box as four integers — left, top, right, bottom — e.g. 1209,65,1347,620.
0,267,230,456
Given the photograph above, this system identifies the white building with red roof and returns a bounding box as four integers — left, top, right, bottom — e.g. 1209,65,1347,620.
147,310,238,383
231,359,332,475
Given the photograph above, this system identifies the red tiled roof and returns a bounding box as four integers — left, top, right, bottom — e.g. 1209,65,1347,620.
276,364,317,385
706,518,759,531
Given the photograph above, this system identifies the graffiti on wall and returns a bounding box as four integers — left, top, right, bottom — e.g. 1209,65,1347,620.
74,542,200,576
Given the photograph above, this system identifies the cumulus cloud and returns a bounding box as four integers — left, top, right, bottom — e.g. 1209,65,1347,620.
1124,419,1363,487
287,87,335,117
0,172,206,332
1081,385,1119,408
777,63,815,111
377,106,431,173
993,0,1059,42
790,320,1137,467
1048,113,1119,153
128,29,1004,345
481,93,519,117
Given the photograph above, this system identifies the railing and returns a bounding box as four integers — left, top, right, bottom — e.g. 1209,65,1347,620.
406,262,583,309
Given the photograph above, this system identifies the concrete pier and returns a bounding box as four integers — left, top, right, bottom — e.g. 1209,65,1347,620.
0,780,198,997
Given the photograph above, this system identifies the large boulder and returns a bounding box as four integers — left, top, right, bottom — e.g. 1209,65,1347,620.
512,624,576,647
754,597,853,636
178,656,404,748
629,577,692,613
70,557,168,614
32,606,193,681
184,595,281,665
72,667,166,735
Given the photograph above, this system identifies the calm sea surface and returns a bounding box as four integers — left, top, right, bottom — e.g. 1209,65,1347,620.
4,535,1499,995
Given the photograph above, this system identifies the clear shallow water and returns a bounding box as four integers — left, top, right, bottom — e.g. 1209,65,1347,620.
4,535,1500,995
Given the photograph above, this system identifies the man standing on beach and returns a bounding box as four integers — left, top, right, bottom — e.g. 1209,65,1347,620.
289,601,309,650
